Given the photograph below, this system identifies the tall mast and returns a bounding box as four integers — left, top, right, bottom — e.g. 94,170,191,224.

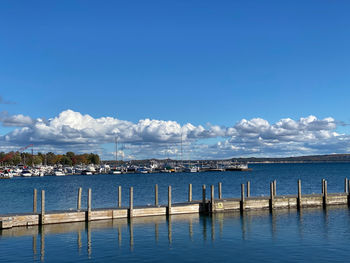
115,136,118,167
180,129,183,166
31,145,34,167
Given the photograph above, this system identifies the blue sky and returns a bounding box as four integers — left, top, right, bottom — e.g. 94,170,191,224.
1,0,350,160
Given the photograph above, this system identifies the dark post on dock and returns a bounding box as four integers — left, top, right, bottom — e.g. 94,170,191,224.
297,180,302,210
77,187,82,211
345,178,348,194
246,181,250,198
323,180,328,208
129,187,133,218
40,190,45,225
202,185,206,204
168,186,172,215
240,184,245,212
118,186,122,208
87,188,92,221
270,181,274,211
33,189,37,213
155,184,159,206
211,185,215,212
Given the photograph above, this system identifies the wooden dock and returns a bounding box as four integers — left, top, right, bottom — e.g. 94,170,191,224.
1,178,350,229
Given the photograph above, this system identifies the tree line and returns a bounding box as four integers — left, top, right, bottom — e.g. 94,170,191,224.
0,151,100,166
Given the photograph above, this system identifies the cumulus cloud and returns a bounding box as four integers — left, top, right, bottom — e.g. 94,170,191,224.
0,109,348,159
210,115,341,158
0,111,34,127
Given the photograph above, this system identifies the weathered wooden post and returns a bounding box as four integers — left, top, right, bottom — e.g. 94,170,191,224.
240,184,245,212
33,189,37,213
77,187,82,211
155,184,159,206
322,179,325,195
348,180,350,206
202,185,206,204
118,186,122,208
211,185,215,213
345,178,348,194
87,188,92,221
40,190,45,225
188,184,192,202
168,186,172,215
247,181,250,197
269,182,274,211
129,187,133,218
273,180,277,196
218,182,222,199
297,180,302,210
323,181,328,208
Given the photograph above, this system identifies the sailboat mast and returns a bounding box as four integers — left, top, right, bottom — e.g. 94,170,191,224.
115,137,118,167
180,129,183,166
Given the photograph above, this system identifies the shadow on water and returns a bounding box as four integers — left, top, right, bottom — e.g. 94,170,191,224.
0,206,349,261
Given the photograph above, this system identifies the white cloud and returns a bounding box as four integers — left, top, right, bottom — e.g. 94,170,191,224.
0,109,348,159
0,111,34,127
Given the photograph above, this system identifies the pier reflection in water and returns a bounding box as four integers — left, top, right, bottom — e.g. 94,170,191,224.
1,206,350,262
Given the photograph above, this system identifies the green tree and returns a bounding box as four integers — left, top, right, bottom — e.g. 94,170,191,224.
46,152,56,165
60,155,72,166
88,153,100,164
33,156,43,165
12,153,22,165
66,152,76,165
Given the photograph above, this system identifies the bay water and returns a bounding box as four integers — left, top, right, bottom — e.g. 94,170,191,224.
1,163,350,262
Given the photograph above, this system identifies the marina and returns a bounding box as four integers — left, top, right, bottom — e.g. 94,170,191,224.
0,161,251,178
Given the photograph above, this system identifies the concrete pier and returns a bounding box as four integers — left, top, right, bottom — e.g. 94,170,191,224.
1,179,350,229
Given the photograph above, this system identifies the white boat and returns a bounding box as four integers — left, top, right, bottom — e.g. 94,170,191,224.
185,167,199,173
81,170,93,175
3,169,15,178
53,169,66,176
21,170,32,177
87,165,96,173
109,169,121,174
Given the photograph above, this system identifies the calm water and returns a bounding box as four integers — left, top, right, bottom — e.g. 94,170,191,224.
1,163,350,262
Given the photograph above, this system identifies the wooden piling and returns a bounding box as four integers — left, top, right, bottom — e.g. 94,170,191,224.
129,187,133,218
270,182,274,211
168,186,172,215
323,181,328,208
345,178,348,194
240,184,245,212
118,186,122,208
218,182,222,199
273,180,277,196
202,185,206,204
247,181,250,197
348,180,350,206
87,188,92,221
297,180,302,210
155,184,159,206
211,185,215,212
33,189,37,213
322,179,325,195
188,184,192,202
40,190,45,225
77,187,82,211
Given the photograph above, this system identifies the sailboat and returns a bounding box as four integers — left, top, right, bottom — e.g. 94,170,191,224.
110,136,122,174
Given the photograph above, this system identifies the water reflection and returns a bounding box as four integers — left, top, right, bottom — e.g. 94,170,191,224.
0,206,348,260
